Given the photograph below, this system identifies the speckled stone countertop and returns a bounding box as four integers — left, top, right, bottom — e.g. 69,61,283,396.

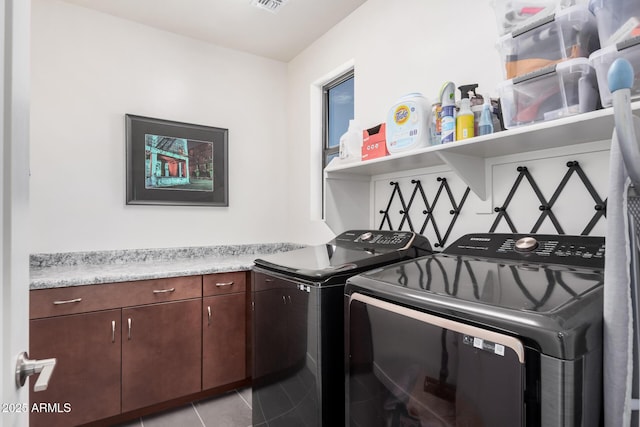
29,243,303,290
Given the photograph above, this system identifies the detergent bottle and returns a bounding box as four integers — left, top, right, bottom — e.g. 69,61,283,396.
478,95,494,136
456,98,474,140
339,120,363,162
385,93,432,154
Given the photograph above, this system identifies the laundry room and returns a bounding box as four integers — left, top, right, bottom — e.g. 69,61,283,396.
2,0,639,426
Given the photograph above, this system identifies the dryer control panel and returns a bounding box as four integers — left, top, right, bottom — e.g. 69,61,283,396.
333,230,432,252
444,233,605,269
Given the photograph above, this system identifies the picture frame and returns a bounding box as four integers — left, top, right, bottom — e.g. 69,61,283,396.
125,114,228,207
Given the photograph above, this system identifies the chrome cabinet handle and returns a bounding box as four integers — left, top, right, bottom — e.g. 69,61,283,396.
207,306,212,326
52,297,82,305
15,352,57,392
215,281,234,287
282,296,286,304
111,320,116,343
127,318,132,340
287,295,291,304
153,288,175,294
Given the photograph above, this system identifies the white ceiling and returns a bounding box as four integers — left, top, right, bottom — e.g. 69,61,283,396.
60,0,367,62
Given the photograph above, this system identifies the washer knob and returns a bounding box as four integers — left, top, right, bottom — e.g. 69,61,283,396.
515,237,538,252
359,232,374,241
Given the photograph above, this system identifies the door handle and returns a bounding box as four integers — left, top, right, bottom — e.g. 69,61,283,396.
128,318,132,340
207,306,212,326
15,352,57,392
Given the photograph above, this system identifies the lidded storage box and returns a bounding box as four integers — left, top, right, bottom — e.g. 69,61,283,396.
492,0,569,36
590,36,640,106
497,57,599,129
496,5,600,80
588,0,640,47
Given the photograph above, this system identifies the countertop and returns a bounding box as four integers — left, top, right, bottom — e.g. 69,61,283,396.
29,243,303,290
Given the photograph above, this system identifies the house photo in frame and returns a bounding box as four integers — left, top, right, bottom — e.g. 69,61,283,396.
126,114,228,206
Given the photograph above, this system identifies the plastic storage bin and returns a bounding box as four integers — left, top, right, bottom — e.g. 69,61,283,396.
590,36,640,106
496,5,600,80
492,0,567,35
497,57,599,129
589,0,640,47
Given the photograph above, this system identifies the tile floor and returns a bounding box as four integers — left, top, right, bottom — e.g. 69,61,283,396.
115,388,251,427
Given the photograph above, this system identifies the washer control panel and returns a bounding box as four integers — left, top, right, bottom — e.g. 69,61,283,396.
445,233,605,269
334,230,430,252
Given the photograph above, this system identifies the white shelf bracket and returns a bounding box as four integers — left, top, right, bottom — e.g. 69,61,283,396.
436,151,488,201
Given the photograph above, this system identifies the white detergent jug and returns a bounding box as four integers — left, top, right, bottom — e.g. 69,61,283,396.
339,120,362,162
386,93,432,154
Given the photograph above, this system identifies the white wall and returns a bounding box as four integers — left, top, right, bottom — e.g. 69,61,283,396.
30,0,610,253
286,0,610,245
30,0,290,252
286,0,506,245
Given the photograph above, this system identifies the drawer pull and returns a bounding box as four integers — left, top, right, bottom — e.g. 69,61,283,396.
153,288,175,294
127,318,132,340
207,306,212,326
215,281,234,287
111,321,116,343
52,298,82,305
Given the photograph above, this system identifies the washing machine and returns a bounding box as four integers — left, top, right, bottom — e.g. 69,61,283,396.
345,233,605,427
251,229,432,427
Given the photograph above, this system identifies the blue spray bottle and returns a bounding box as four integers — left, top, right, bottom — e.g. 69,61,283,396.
440,82,456,143
478,95,494,136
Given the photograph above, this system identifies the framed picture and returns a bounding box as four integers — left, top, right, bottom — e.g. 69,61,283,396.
125,114,228,206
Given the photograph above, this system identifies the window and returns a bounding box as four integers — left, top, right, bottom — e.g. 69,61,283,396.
323,71,354,171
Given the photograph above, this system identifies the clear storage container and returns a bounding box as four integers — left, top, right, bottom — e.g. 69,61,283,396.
492,0,567,35
589,0,640,47
497,57,599,129
589,36,640,106
496,5,600,80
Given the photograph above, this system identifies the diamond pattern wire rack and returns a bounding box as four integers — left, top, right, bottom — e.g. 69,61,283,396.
378,177,470,248
490,161,607,235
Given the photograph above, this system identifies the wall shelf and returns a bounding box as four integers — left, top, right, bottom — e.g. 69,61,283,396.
325,103,638,200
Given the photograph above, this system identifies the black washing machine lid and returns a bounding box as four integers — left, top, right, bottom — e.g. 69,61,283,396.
346,233,604,359
253,229,432,285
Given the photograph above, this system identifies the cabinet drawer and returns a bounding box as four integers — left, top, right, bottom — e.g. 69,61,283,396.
31,276,202,319
203,271,246,296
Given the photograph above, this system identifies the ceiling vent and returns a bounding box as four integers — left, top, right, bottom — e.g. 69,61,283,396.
250,0,289,13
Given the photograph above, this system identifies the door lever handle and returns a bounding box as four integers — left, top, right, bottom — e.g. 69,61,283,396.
15,352,57,392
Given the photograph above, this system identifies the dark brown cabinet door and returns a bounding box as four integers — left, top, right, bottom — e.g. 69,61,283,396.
29,309,121,427
202,293,247,389
121,299,202,413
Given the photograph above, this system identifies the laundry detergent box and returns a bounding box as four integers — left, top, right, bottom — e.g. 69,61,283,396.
362,123,388,161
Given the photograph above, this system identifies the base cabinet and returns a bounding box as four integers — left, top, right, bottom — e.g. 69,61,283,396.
29,272,248,426
29,310,121,427
122,299,202,413
202,272,248,390
203,293,246,389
